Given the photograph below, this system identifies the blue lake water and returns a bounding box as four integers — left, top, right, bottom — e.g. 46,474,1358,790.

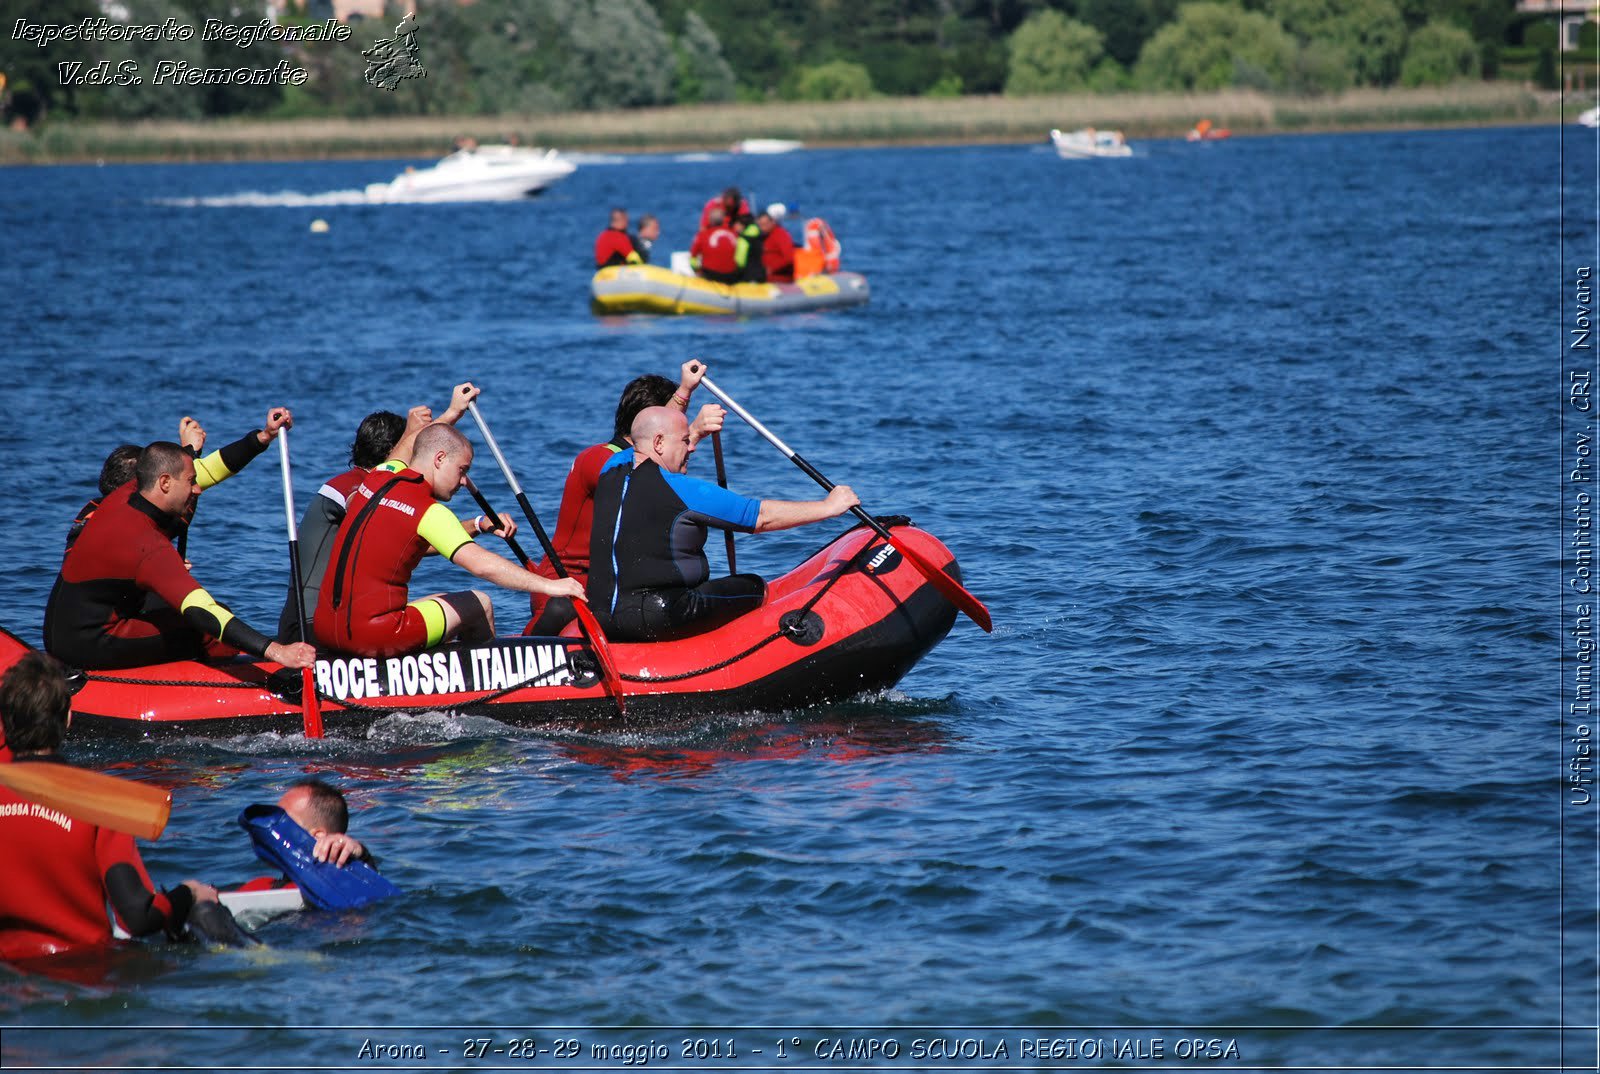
0,125,1594,1071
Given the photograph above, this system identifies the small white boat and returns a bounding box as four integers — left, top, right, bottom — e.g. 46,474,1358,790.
1050,128,1132,159
732,138,804,155
1580,106,1599,129
364,145,576,203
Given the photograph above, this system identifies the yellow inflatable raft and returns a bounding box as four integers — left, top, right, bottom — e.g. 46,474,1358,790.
591,264,870,317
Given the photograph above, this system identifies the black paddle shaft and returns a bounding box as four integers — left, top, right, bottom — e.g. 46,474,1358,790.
711,431,738,575
464,478,536,568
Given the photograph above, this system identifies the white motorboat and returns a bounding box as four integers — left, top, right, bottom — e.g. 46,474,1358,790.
1580,106,1599,129
1050,127,1132,159
364,145,576,203
732,138,804,154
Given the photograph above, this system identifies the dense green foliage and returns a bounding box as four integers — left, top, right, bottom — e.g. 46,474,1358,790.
0,0,1587,126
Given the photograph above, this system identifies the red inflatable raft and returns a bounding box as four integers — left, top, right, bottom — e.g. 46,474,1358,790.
0,524,961,737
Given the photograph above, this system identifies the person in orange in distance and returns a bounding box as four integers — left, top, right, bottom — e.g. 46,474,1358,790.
594,207,641,268
315,423,586,658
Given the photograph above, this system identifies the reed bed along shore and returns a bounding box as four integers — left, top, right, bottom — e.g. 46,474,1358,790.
0,83,1567,164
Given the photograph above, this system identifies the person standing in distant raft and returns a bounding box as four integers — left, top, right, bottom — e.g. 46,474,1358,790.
46,441,316,672
594,207,642,268
0,653,220,961
524,361,724,636
758,209,797,283
278,383,482,644
587,407,858,642
315,423,586,658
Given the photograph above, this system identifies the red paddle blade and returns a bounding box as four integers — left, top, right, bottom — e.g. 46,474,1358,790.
571,601,628,716
301,667,325,738
893,539,993,633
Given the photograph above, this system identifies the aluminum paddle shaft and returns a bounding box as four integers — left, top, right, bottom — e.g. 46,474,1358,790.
276,431,324,737
697,373,992,633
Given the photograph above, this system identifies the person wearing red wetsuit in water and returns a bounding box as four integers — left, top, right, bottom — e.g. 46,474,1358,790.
524,361,724,636
315,423,586,658
0,652,219,962
594,207,641,268
45,441,316,672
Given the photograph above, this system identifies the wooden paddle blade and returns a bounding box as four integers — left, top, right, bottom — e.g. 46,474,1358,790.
892,539,993,633
0,763,172,840
571,601,627,717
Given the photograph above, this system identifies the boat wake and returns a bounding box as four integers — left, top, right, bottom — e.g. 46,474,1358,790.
150,189,371,208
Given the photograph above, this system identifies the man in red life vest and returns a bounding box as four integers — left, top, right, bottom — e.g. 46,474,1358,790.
691,207,741,284
46,441,317,672
315,423,586,658
524,361,723,636
279,384,480,644
594,207,641,268
0,653,220,962
757,209,796,283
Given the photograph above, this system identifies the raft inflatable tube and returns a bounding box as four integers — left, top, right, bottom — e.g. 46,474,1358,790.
0,524,958,736
591,264,870,317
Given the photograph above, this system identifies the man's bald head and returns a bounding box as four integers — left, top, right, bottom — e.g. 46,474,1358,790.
631,406,694,473
414,422,470,461
413,423,473,500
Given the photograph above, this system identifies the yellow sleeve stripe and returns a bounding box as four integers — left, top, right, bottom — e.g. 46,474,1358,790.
179,587,235,635
192,450,233,490
419,503,472,561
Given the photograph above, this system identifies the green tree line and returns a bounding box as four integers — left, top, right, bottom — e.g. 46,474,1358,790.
0,0,1583,127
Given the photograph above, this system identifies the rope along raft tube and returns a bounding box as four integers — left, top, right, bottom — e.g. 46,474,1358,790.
2,523,962,733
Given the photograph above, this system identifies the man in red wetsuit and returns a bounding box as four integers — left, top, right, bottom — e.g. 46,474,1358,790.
594,207,641,268
525,361,724,636
45,442,316,672
690,207,741,284
315,423,586,657
0,652,219,962
757,210,797,283
278,384,480,643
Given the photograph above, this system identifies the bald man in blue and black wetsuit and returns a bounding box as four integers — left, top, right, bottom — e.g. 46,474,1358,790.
588,407,859,642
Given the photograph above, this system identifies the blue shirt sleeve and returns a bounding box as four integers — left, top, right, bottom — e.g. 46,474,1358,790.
660,470,760,532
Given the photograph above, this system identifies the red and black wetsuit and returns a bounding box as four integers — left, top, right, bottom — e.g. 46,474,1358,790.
313,464,473,657
524,437,628,635
45,482,276,669
594,228,639,268
762,225,797,283
0,756,197,960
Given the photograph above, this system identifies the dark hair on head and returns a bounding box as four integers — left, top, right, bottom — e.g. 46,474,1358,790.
98,444,142,497
134,441,190,492
722,186,741,202
0,652,72,755
350,411,406,469
613,374,676,440
286,778,349,834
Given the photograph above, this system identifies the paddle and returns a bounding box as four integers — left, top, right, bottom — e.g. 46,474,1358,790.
275,431,325,738
710,431,738,574
464,404,627,717
696,372,993,633
0,762,171,840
